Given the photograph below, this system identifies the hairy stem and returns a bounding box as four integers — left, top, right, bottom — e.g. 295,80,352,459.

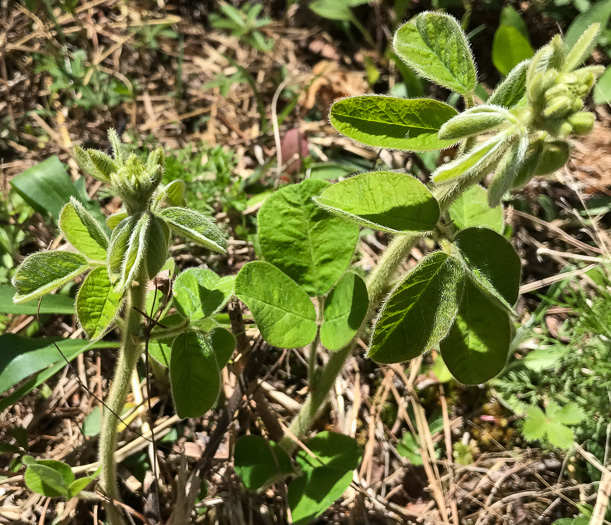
279,175,479,453
99,276,146,525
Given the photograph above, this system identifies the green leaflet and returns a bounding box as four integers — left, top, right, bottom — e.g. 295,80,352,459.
565,3,610,48
76,266,124,340
170,332,220,418
534,141,570,175
59,198,109,261
314,171,440,234
12,251,89,303
488,60,529,108
144,215,170,279
438,106,512,140
369,252,464,363
454,227,521,310
258,179,359,296
448,185,504,233
320,272,369,351
289,432,362,525
432,131,513,184
234,435,294,491
159,207,227,253
235,262,317,348
173,268,235,320
440,279,510,385
209,327,235,368
329,95,457,151
329,96,458,151
492,26,534,77
393,12,477,95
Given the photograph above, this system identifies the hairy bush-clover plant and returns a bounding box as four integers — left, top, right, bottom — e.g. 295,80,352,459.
11,130,231,524
232,14,603,518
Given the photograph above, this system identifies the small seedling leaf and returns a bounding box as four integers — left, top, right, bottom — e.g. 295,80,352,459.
59,198,109,261
449,185,504,233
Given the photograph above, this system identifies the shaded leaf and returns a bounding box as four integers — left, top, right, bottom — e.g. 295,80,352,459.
234,435,293,490
492,26,534,76
0,285,74,315
174,268,234,320
440,279,510,384
170,332,220,418
320,272,369,351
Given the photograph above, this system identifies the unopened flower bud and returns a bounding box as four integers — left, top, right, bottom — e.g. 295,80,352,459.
535,141,570,174
543,96,572,119
567,111,595,134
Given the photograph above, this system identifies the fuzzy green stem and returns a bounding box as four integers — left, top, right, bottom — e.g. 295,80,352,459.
99,277,147,525
279,175,479,453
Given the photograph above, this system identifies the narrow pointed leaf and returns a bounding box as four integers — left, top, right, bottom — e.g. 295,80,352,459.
564,23,601,72
454,227,521,308
174,268,234,320
73,146,111,183
170,332,220,418
488,60,529,108
161,180,186,206
314,171,440,234
145,215,170,279
235,262,317,348
159,207,226,253
432,131,512,183
258,179,359,296
76,267,124,340
320,272,369,351
116,213,149,291
330,96,458,151
393,12,476,94
438,106,511,140
0,285,74,314
107,216,136,284
369,252,464,363
448,185,503,233
59,199,108,261
12,251,89,303
488,140,523,207
440,279,510,384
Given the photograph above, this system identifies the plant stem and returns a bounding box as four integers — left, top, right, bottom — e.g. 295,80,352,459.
279,175,480,453
99,276,147,525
